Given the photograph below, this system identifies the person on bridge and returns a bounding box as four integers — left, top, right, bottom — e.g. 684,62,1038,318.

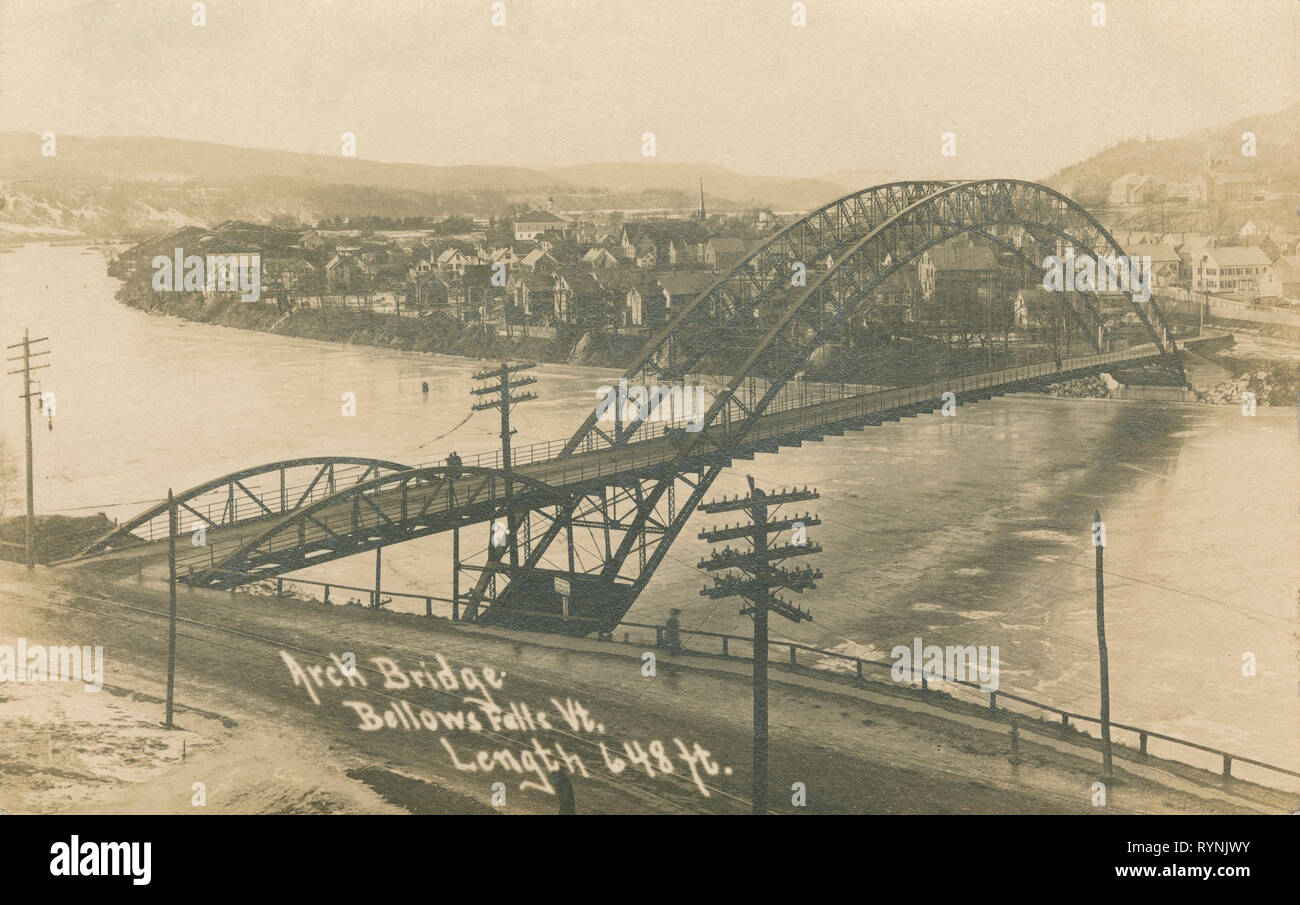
446,450,463,478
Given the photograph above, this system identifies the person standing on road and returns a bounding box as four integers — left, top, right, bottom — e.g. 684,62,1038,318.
664,608,683,653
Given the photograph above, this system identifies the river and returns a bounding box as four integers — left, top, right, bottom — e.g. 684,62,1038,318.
2,242,1296,775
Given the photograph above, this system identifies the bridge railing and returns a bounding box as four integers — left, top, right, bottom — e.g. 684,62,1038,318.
176,345,1171,574
409,344,1166,476
601,617,1299,790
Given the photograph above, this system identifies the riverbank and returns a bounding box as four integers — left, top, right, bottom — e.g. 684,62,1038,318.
111,272,1300,406
0,513,113,564
113,282,643,369
4,560,1293,814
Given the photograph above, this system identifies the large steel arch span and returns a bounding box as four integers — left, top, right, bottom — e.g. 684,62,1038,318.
477,179,1182,629
567,179,957,453
77,456,412,557
565,179,1177,459
185,465,574,590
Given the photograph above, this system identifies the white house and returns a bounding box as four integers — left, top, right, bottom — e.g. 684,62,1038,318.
513,210,568,242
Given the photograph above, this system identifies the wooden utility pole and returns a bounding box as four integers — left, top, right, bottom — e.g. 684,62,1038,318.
698,477,821,814
1093,509,1113,775
6,329,50,570
165,489,179,729
470,362,538,572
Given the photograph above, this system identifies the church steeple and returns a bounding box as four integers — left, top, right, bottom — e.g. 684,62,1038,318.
696,179,706,221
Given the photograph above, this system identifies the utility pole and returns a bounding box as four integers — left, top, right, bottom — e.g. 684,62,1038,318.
1093,509,1113,776
698,477,821,814
6,329,50,570
470,362,538,573
165,489,178,729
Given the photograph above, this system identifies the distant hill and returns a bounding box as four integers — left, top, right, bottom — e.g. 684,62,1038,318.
1042,101,1300,205
0,133,849,238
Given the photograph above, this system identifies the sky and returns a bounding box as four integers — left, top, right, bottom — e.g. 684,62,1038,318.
1,0,1297,181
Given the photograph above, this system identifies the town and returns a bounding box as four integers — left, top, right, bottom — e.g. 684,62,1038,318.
102,149,1300,399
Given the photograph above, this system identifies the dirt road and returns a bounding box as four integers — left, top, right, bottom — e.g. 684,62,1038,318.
0,562,1289,815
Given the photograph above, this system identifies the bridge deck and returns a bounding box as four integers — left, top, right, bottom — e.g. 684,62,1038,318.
117,342,1176,582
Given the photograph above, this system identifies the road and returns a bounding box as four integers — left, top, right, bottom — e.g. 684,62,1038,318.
1,560,1287,815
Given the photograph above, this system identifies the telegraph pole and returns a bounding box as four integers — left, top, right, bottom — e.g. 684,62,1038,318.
470,362,538,571
698,477,821,814
165,489,178,729
6,329,50,570
1093,510,1113,776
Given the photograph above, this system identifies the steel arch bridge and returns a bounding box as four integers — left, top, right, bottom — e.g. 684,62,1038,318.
467,178,1182,629
77,456,412,557
181,465,574,589
75,180,1186,633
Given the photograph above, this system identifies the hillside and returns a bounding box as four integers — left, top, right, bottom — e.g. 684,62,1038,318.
0,133,847,239
1043,101,1300,205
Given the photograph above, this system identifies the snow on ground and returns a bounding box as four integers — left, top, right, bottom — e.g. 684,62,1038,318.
0,653,401,815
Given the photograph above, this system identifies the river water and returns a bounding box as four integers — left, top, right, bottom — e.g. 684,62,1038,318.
3,243,1297,775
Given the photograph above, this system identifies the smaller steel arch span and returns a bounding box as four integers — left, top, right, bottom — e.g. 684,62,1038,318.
77,456,413,557
186,464,574,589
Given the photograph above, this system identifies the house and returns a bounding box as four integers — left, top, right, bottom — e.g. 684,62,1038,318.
1190,246,1274,296
519,247,559,273
703,237,758,272
513,210,569,241
618,276,660,328
620,221,709,269
1013,287,1058,329
1197,171,1258,203
581,247,621,270
436,247,473,276
325,253,367,292
552,270,608,325
1238,232,1283,263
408,273,450,311
1276,256,1300,302
449,264,496,320
1123,243,1181,288
299,230,329,251
507,271,555,321
262,258,318,305
1015,288,1136,331
536,230,577,254
917,241,1001,299
657,272,717,319
1108,173,1165,205
914,240,1007,330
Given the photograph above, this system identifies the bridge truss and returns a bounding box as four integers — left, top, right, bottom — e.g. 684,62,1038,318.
76,180,1183,635
470,179,1182,630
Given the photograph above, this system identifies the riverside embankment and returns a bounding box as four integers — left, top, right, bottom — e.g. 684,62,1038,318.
3,560,1293,814
113,278,641,369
